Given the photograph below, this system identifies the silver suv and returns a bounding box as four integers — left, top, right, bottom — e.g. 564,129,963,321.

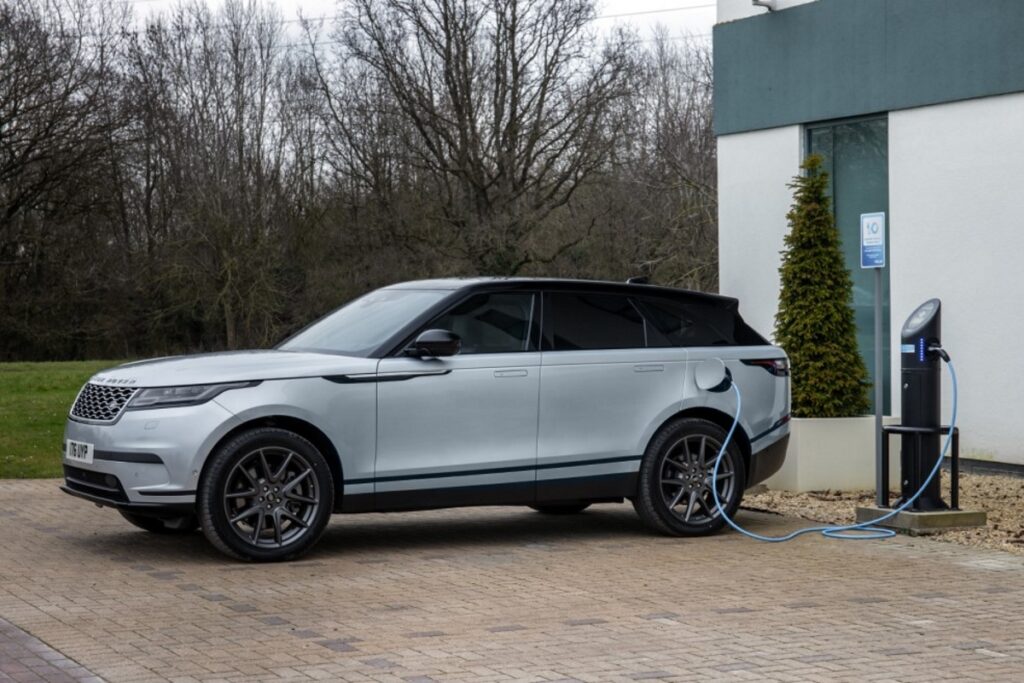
62,278,790,561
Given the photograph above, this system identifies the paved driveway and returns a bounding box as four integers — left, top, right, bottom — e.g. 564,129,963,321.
1,480,1023,682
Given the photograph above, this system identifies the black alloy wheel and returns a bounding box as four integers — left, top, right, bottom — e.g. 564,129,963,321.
634,417,746,536
198,428,334,561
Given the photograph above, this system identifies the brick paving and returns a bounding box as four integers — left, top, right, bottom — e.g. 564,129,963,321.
0,616,102,682
2,479,1024,681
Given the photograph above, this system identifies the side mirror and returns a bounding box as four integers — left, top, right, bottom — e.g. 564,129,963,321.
695,358,732,393
407,329,461,358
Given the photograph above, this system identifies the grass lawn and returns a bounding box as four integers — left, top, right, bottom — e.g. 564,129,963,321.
0,361,121,478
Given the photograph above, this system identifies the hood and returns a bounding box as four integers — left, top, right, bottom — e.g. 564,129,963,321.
88,350,378,388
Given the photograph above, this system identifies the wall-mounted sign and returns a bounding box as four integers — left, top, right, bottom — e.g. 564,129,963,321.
860,211,886,269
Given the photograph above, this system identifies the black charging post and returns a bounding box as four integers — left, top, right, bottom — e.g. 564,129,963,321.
898,299,946,510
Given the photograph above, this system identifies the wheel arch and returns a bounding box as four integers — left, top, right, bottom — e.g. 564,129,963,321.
648,407,752,479
198,416,345,509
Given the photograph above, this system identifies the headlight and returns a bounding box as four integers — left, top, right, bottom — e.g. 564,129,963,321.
127,382,258,410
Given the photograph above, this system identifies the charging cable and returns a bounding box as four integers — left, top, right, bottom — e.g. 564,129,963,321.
710,355,958,541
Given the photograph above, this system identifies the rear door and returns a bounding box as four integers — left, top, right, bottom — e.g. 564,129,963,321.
536,291,688,501
374,290,541,509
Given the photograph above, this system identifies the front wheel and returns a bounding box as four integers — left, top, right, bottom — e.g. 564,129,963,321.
198,428,334,562
633,418,746,536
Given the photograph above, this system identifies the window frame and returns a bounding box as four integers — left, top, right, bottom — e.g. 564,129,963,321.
392,289,541,357
634,296,735,348
541,290,655,352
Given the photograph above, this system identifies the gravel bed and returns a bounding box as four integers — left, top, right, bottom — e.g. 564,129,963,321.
744,471,1024,555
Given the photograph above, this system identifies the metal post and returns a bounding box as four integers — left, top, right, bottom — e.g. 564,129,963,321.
951,428,960,510
880,428,890,508
874,267,885,507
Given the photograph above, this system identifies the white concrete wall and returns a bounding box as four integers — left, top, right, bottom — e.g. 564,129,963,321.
889,92,1024,466
717,125,802,341
717,93,1024,466
717,0,817,23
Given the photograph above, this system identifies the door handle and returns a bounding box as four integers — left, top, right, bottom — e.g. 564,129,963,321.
494,369,528,378
633,364,664,373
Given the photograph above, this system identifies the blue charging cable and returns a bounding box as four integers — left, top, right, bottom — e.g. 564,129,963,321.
710,359,958,541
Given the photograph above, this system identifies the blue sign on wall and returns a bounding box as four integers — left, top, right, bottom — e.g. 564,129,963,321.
860,212,886,269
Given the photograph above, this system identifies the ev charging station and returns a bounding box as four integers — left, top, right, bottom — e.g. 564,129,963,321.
702,296,985,543
896,299,947,511
851,300,985,532
694,216,986,539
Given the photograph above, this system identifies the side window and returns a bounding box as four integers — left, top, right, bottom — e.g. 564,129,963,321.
429,292,536,354
637,298,734,347
546,292,646,350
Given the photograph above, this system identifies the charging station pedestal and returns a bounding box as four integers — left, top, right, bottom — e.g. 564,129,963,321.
898,299,945,510
855,299,986,533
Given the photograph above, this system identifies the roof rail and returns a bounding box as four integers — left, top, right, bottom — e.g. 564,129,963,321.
626,276,649,285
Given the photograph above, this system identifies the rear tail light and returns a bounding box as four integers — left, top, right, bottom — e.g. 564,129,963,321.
742,358,790,377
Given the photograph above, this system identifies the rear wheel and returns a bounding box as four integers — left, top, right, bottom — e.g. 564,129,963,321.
119,510,198,534
198,428,334,562
634,418,745,536
529,503,591,515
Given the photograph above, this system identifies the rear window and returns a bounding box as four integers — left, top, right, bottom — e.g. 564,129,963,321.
636,297,768,347
545,292,646,350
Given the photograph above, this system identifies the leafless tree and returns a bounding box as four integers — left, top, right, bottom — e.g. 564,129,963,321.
314,0,639,274
0,0,719,361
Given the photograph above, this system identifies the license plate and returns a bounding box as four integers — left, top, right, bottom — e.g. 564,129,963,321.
66,439,94,465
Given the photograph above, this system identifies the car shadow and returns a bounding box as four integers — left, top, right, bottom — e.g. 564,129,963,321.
69,503,778,567
68,504,660,567
312,504,650,558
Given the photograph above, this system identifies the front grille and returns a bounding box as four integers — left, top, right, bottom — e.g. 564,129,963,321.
63,465,129,503
70,383,138,422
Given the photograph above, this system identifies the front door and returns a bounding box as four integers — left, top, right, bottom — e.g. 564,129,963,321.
374,291,540,509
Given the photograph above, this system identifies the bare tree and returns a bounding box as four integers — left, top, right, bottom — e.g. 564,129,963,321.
588,29,717,289
0,0,130,357
0,0,125,227
314,0,639,274
0,0,720,361
126,0,294,348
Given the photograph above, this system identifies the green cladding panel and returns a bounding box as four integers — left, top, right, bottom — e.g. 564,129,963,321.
714,0,1024,135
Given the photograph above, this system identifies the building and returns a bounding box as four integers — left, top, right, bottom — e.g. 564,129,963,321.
714,0,1024,466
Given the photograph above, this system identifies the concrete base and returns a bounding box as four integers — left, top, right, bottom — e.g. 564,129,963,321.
855,506,988,534
764,416,901,492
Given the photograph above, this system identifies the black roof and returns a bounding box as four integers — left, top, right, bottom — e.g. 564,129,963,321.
388,277,737,308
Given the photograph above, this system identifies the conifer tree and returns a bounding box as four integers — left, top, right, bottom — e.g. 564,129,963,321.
775,155,870,417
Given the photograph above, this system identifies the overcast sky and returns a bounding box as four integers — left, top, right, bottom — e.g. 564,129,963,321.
127,0,716,41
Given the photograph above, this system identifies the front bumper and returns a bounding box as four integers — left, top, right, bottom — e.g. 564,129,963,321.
61,399,239,508
61,466,194,514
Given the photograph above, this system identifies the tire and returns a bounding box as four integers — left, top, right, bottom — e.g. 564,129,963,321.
198,427,334,562
119,510,199,534
529,503,591,515
633,417,746,537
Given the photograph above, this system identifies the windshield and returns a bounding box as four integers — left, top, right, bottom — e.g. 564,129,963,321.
280,288,450,356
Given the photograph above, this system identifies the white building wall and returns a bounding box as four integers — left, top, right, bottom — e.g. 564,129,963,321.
889,92,1024,465
718,93,1024,466
717,0,817,23
717,125,802,341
